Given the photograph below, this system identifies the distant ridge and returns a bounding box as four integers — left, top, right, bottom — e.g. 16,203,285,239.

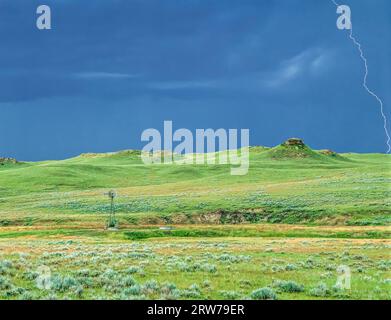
319,149,350,161
70,139,350,163
77,150,141,159
261,138,349,162
0,157,19,166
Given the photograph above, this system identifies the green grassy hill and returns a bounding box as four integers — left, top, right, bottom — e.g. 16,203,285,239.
0,140,390,227
0,140,390,301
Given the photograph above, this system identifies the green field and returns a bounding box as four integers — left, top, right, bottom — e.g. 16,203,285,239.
0,142,390,299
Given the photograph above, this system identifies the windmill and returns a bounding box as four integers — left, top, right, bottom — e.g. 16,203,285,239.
104,190,118,229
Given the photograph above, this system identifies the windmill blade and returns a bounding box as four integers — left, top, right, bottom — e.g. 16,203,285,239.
104,190,117,199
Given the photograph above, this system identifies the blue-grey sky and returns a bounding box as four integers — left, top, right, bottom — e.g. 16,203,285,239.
0,0,390,161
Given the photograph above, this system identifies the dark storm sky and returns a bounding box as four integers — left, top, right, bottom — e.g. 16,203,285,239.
0,0,390,160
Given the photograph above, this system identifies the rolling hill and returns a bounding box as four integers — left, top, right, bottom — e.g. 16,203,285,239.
0,139,390,227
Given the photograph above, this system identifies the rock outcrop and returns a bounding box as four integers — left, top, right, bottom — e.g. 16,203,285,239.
283,138,305,147
0,157,18,165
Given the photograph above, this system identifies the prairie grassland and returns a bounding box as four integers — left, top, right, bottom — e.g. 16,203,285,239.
0,147,390,299
0,149,390,227
0,231,389,300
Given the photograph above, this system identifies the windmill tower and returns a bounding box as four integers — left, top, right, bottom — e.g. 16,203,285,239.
104,190,118,229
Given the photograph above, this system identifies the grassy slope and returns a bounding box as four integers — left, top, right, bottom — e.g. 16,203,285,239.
0,148,390,300
0,236,390,300
0,147,390,227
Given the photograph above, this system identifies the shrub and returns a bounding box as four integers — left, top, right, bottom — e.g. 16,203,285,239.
250,287,277,300
20,292,34,300
220,290,241,299
309,283,330,297
356,266,364,273
285,264,297,271
201,264,217,273
75,269,91,277
304,257,316,269
273,280,304,293
160,282,180,300
378,260,390,271
181,289,201,298
74,286,83,298
239,279,251,288
325,264,335,271
22,271,39,281
271,265,284,273
0,276,12,290
3,286,24,297
161,282,177,293
189,283,200,292
125,266,141,274
0,260,13,275
123,276,136,287
0,260,12,269
103,269,117,279
217,254,251,263
51,275,79,292
177,262,195,272
120,293,147,300
77,276,94,288
142,279,159,294
125,284,142,296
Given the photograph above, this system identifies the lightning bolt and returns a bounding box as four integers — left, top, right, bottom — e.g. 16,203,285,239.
331,0,391,153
